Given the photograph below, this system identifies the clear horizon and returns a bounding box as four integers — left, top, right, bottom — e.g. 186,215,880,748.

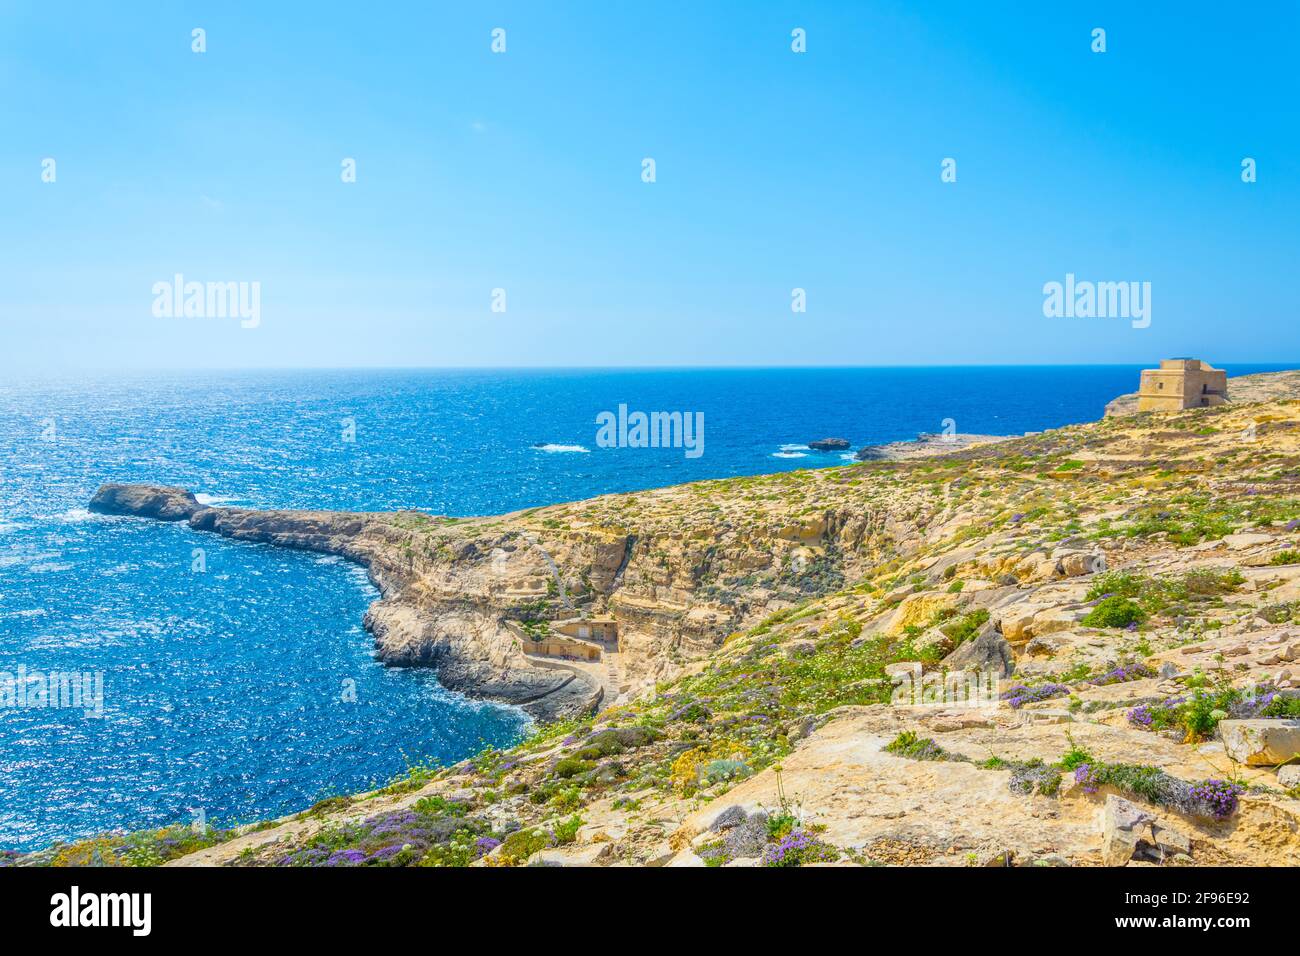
6,361,1299,375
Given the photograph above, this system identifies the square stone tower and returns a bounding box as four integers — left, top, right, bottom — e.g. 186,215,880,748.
1136,359,1228,412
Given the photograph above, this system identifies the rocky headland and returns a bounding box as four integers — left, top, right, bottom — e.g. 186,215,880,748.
19,371,1300,868
88,484,605,720
855,432,1013,460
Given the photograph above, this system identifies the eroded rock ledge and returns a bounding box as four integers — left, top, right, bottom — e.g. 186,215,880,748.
88,482,599,721
88,465,942,722
68,385,1300,866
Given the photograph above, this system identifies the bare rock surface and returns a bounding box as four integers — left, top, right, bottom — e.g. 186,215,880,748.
855,433,1013,461
89,483,204,521
63,380,1300,868
1220,719,1300,766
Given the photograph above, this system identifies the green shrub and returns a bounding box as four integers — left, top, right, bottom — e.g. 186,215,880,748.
1081,596,1146,629
412,795,469,818
552,758,594,779
703,758,750,785
552,815,583,845
498,828,552,864
1074,762,1176,805
300,796,352,818
573,726,658,760
884,731,959,762
1058,734,1094,771
940,608,989,646
548,786,581,811
1085,569,1241,618
1007,759,1062,797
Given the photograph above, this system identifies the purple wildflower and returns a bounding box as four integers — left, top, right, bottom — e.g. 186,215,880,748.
1092,663,1153,686
1188,779,1245,819
1126,704,1154,727
1074,763,1101,794
763,830,812,865
368,810,418,836
1127,695,1184,730
1228,684,1279,719
325,848,367,866
999,683,1069,709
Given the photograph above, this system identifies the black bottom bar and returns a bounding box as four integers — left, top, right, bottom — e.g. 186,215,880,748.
0,865,1274,941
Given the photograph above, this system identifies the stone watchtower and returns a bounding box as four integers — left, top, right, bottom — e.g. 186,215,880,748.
1136,358,1228,412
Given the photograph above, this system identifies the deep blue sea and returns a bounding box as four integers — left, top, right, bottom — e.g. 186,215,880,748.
0,365,1287,850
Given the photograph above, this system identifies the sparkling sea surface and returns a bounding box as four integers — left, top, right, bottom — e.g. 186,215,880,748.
0,365,1285,850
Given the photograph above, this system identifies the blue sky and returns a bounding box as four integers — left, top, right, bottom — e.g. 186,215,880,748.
2,1,1296,369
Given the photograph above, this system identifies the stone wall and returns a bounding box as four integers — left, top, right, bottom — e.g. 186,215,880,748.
1137,359,1227,412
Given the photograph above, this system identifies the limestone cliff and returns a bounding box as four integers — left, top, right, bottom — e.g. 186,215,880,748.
88,471,936,719
54,381,1300,868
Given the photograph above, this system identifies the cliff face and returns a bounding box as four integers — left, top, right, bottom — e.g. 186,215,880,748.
90,485,600,719
88,472,935,718
74,384,1300,869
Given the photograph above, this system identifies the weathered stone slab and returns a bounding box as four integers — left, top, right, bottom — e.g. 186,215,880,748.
1100,795,1154,867
1220,719,1300,766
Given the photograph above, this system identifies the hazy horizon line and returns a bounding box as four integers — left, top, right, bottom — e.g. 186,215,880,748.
4,360,1296,375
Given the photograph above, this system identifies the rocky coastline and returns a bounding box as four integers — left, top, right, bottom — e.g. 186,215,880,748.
40,370,1300,868
88,484,602,721
854,432,1013,460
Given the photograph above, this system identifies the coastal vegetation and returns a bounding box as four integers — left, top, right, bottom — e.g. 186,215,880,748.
17,388,1300,867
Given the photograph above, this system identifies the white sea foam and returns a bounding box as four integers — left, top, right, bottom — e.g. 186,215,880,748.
2,608,46,619
346,565,378,595
533,444,590,454
772,451,807,459
0,550,61,569
195,493,242,505
779,443,811,451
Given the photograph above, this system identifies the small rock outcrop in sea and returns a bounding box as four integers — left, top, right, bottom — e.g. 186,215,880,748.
89,483,205,521
807,437,850,451
86,482,601,722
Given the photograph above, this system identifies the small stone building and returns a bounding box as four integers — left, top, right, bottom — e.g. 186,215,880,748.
1136,359,1228,412
553,618,618,644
